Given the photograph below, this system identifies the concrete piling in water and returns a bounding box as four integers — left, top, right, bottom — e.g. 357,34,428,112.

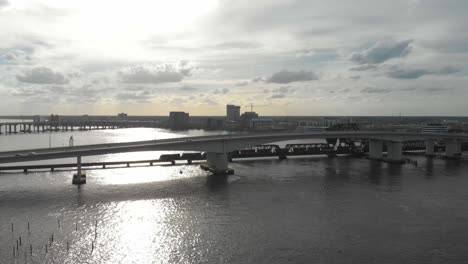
30,244,32,256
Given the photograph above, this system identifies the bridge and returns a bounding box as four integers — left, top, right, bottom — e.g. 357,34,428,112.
0,131,466,182
0,120,161,135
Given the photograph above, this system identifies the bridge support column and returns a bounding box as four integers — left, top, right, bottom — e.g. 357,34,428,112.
445,138,461,159
386,141,403,163
202,152,234,175
369,139,383,160
425,140,435,157
72,156,86,184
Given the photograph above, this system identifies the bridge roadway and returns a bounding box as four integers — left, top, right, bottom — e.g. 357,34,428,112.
0,131,466,177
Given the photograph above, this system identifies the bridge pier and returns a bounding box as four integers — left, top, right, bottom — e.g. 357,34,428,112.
425,140,435,157
386,141,403,163
445,138,461,159
369,139,383,160
72,156,86,184
202,152,234,175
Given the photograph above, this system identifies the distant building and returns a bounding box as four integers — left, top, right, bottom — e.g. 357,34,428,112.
205,118,224,130
168,111,190,130
49,114,60,122
320,117,351,127
421,124,449,133
250,117,273,131
240,111,258,128
295,120,327,132
118,113,128,120
80,115,89,121
33,115,47,123
226,105,241,121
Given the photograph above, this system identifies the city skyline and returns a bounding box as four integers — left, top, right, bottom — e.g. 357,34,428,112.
1,0,468,116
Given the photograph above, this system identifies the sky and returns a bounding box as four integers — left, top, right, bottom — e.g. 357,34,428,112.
0,0,467,116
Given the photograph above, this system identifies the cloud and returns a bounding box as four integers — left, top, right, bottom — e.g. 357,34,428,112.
270,94,286,99
349,64,378,71
115,91,151,102
16,67,69,84
119,63,193,84
338,88,350,93
272,86,294,94
0,0,8,9
252,76,265,82
179,85,197,91
386,68,429,79
214,41,261,49
386,65,459,79
350,39,413,64
235,80,249,86
360,86,390,93
266,70,318,84
213,88,229,94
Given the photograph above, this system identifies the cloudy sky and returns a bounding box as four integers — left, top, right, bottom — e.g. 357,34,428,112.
1,0,467,116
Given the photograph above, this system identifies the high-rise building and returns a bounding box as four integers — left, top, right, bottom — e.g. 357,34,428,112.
226,104,241,121
168,111,190,130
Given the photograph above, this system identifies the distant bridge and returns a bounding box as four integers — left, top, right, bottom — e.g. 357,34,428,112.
0,120,161,135
0,131,466,179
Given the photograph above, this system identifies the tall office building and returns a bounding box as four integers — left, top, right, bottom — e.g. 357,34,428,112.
226,104,241,121
168,111,190,130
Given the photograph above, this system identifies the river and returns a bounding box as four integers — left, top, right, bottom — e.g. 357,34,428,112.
0,127,467,263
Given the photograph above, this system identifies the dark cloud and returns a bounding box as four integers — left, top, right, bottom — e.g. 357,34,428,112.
16,67,69,84
270,94,286,99
361,86,390,93
0,0,8,9
119,63,192,84
386,68,429,79
349,75,361,80
386,66,459,79
349,64,378,71
350,39,413,64
266,70,318,84
423,87,452,93
213,41,261,49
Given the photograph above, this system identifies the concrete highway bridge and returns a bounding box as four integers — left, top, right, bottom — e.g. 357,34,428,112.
0,131,467,182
